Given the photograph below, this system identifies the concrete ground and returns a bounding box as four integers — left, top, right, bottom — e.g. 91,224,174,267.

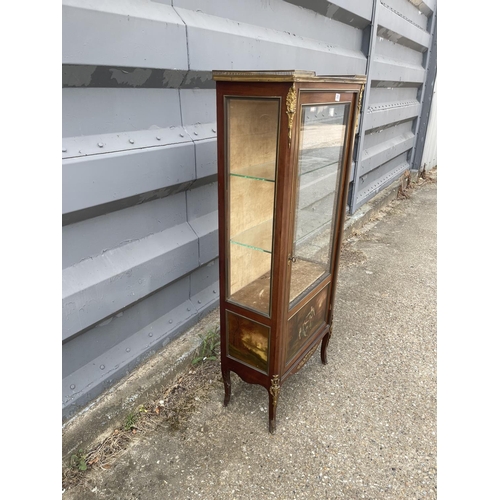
63,173,437,499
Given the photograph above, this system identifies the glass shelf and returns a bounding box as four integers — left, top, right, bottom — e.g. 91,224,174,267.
230,161,276,182
230,219,273,253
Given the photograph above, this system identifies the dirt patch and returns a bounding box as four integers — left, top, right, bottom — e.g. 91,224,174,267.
339,244,367,268
398,166,437,200
62,352,221,494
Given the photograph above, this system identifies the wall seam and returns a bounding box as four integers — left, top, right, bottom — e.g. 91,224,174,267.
350,0,379,215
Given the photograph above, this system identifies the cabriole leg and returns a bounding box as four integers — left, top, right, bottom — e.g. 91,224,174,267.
321,330,331,365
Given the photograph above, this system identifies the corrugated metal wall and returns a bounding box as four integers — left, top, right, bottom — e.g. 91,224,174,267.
350,0,436,212
62,0,437,421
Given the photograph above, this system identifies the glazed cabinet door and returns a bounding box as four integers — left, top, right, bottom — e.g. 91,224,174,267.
284,92,352,368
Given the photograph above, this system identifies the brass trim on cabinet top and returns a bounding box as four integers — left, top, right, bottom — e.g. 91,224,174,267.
212,70,366,84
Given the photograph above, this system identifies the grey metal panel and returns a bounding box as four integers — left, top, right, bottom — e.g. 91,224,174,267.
179,89,216,125
62,275,190,379
381,0,429,31
363,120,413,148
63,292,199,420
409,0,435,16
360,131,414,175
186,182,217,221
63,65,188,89
62,0,187,69
176,7,367,75
282,0,373,28
62,192,187,269
62,125,192,160
190,258,219,299
374,33,425,65
62,88,182,137
174,0,365,48
325,0,373,22
62,222,199,342
369,86,418,105
364,100,420,130
62,257,219,420
177,90,218,181
62,144,195,215
356,155,410,206
370,57,425,85
377,4,430,52
186,182,219,265
194,139,217,181
189,211,219,265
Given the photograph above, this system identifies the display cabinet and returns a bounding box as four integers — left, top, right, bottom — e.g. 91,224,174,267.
213,70,366,433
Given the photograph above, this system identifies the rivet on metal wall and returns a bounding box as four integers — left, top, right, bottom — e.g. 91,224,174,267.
193,132,198,136
129,139,135,144
156,136,161,141
126,348,131,353
212,128,216,133
213,290,217,294
187,307,191,311
148,332,153,337
70,384,76,390
98,143,104,148
198,300,202,304
169,319,173,324
62,148,67,153
100,365,105,370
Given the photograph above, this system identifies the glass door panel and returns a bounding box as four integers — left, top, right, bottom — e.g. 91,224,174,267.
289,103,349,307
226,97,280,315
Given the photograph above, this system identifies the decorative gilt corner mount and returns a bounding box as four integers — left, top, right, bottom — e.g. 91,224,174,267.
270,375,281,409
286,84,297,147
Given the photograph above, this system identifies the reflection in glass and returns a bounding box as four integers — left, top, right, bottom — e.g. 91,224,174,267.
226,98,280,315
289,103,349,306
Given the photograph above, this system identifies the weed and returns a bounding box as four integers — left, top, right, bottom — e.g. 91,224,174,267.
192,327,220,365
70,449,88,471
123,405,148,431
124,412,138,431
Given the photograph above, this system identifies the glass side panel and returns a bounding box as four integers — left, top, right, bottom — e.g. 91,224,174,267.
226,97,280,315
289,103,349,307
227,311,270,374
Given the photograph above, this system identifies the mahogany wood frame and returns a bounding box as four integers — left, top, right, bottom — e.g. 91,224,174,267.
214,71,366,433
